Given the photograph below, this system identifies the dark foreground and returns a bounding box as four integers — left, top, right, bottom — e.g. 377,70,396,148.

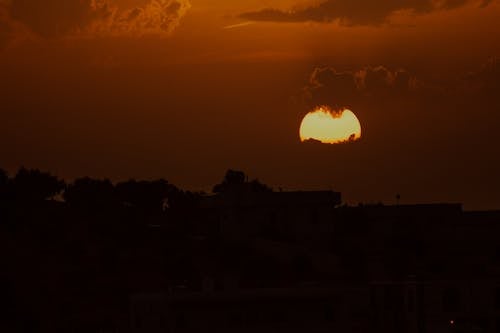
1,168,500,333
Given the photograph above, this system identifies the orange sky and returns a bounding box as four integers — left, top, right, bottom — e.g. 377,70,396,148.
1,0,500,209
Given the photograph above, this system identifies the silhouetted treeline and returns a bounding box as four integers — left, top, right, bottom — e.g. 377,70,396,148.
0,167,201,210
0,167,191,332
0,167,278,333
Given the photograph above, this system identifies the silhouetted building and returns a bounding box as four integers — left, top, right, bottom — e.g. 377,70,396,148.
200,190,341,243
131,196,500,333
130,284,368,333
4,169,500,333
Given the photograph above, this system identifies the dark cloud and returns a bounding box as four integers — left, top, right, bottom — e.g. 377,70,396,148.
8,0,113,37
1,0,190,39
304,66,418,107
302,59,500,123
241,0,493,25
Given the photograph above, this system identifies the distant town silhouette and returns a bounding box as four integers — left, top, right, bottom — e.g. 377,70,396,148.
1,167,500,333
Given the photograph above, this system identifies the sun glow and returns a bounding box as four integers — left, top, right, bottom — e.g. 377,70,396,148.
299,106,362,144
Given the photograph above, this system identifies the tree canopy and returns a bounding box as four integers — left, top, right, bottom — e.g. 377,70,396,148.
12,167,65,201
213,169,272,194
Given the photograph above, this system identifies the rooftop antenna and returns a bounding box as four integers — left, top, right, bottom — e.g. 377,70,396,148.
396,193,401,206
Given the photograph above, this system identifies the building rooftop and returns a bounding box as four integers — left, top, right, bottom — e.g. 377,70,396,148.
201,190,342,209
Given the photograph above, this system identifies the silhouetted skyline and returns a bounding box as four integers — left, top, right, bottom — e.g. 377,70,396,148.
2,166,500,332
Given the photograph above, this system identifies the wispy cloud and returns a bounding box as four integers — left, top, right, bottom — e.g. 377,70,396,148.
240,0,494,26
223,21,255,30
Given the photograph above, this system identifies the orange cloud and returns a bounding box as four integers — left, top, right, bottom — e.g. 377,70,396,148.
0,0,190,40
93,0,191,36
240,0,494,26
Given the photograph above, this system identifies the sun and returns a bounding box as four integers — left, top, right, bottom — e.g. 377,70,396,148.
299,106,362,144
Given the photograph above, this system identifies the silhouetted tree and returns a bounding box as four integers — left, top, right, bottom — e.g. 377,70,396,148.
0,168,8,202
64,177,115,208
213,169,246,193
0,168,7,186
224,169,246,185
249,179,272,192
12,167,65,202
213,169,272,193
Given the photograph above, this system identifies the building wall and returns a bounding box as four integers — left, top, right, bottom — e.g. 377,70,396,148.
130,287,368,333
370,278,500,333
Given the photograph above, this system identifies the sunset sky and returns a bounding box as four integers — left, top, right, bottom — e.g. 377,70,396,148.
1,0,500,209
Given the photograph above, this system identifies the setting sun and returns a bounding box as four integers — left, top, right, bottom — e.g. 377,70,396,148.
299,106,362,144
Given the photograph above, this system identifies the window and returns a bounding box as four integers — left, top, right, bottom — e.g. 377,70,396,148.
383,285,404,311
443,288,460,312
324,304,335,321
384,286,395,310
269,211,277,222
408,289,415,312
494,288,500,309
229,311,244,324
311,209,319,224
369,286,377,309
175,313,186,330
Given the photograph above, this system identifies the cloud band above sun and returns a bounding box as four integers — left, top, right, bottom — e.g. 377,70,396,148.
302,65,419,109
240,0,494,25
